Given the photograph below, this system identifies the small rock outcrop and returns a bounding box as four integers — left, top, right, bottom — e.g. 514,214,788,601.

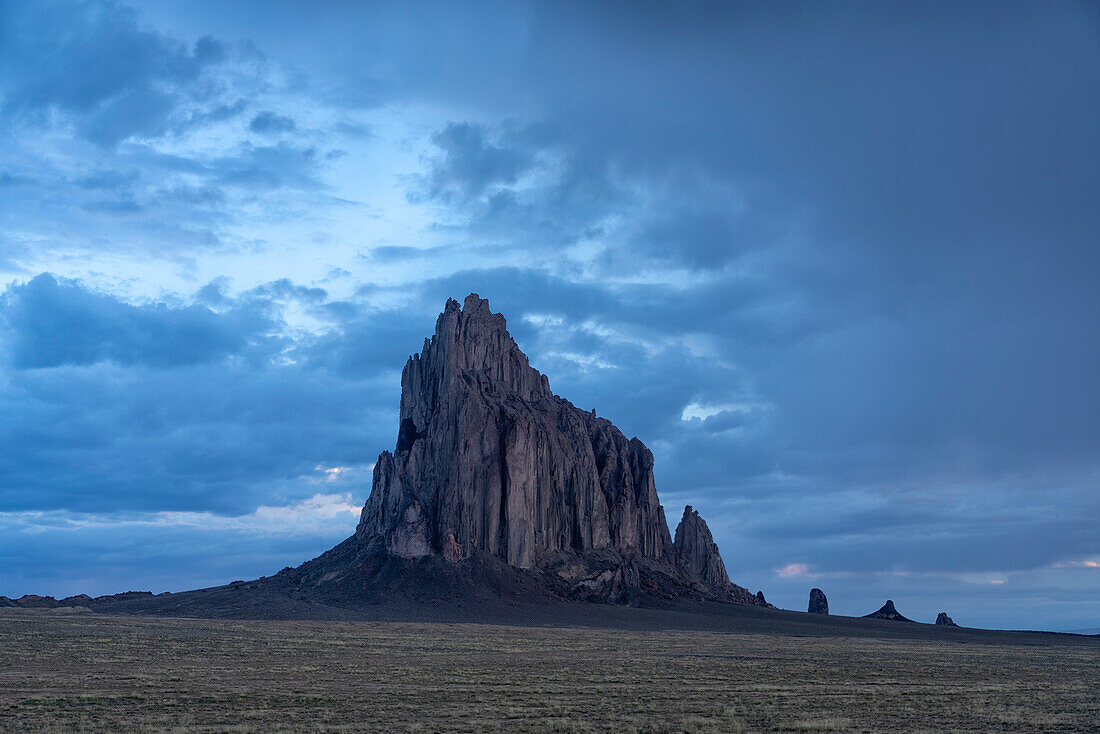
935,612,957,626
863,599,912,621
808,588,829,614
674,506,731,591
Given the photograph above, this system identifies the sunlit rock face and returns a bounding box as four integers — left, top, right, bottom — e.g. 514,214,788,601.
354,294,766,605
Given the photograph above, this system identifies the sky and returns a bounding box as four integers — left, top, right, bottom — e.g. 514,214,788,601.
0,0,1097,631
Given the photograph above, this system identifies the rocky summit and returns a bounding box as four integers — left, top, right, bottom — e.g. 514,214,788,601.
341,294,765,606
935,612,958,626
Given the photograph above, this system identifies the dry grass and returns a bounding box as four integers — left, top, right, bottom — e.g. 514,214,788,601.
0,612,1096,732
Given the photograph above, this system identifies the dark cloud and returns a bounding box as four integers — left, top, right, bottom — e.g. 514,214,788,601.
79,198,145,215
0,172,33,187
181,98,248,127
0,274,273,369
215,143,326,190
74,169,141,190
0,1,336,273
1,1,1097,629
415,122,534,203
0,273,403,516
156,183,226,206
334,120,372,138
249,111,297,134
246,278,327,303
0,1,232,146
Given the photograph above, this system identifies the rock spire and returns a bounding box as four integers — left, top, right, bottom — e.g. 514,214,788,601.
808,588,829,614
673,506,732,590
935,612,958,626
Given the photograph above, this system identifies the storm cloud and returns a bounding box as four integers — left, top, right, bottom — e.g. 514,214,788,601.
0,0,1097,630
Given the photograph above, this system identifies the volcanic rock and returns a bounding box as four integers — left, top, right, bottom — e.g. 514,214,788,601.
935,612,957,626
349,294,765,605
863,599,912,622
357,295,671,567
808,588,829,614
674,506,731,590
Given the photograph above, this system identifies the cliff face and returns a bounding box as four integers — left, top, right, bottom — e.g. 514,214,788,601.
357,294,671,568
354,294,762,605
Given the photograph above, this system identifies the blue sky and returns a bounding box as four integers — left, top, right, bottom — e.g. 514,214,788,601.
1,1,1097,631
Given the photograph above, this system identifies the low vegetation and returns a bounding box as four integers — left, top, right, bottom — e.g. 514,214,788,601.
1,612,1096,732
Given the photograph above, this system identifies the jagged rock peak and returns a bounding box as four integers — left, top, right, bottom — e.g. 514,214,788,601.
357,294,673,571
935,612,957,626
673,505,732,590
401,294,551,428
863,599,912,622
808,587,829,614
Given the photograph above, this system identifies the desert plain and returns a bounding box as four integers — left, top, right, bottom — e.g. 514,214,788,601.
1,609,1097,733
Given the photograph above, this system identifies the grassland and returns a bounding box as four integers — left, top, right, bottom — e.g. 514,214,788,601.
1,611,1097,732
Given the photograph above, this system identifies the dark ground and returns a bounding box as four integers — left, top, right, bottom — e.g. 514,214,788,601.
4,544,1098,731
9,541,1092,646
1,610,1097,733
77,582,1100,646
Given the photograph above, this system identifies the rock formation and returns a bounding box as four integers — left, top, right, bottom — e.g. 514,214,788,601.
673,506,732,591
935,612,957,626
350,294,766,605
0,591,153,610
863,599,912,621
11,594,58,609
8,295,771,616
808,588,829,614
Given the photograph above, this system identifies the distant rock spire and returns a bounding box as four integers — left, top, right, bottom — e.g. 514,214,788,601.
808,588,829,614
863,599,912,621
935,612,957,626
